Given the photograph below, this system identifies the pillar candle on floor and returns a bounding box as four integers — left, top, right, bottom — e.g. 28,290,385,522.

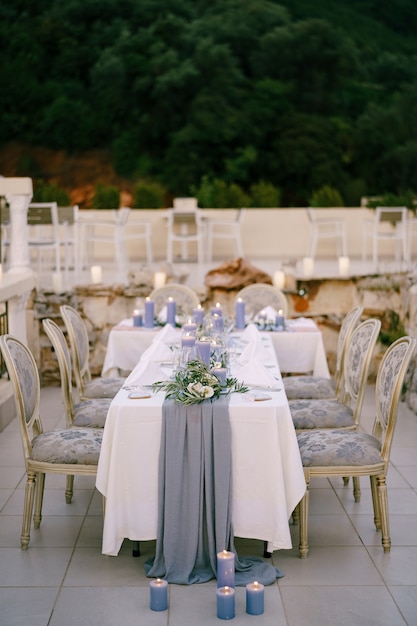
216,586,235,620
149,578,168,611
217,550,235,588
246,581,264,615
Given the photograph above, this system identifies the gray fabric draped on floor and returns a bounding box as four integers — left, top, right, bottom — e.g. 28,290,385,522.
145,397,283,585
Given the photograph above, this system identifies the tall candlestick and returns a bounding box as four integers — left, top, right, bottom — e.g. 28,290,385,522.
216,586,235,620
275,308,285,331
149,578,168,611
144,297,154,328
217,550,235,588
166,297,176,326
246,581,264,615
235,298,245,329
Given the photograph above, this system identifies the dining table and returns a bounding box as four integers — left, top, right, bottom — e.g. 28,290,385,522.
101,316,330,379
96,331,306,567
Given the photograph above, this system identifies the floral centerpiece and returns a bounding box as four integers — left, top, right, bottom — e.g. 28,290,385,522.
152,359,248,405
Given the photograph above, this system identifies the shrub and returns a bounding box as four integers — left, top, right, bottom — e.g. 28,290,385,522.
194,178,250,208
309,185,344,207
91,182,120,209
250,181,281,207
32,180,70,205
366,190,417,211
133,181,166,208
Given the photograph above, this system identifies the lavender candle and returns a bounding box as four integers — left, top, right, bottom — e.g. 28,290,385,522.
149,578,168,611
246,581,264,615
166,297,176,326
144,298,154,328
192,305,204,325
196,340,211,366
235,298,245,330
217,550,235,588
217,586,235,620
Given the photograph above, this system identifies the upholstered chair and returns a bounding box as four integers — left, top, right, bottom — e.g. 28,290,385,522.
289,318,381,435
0,334,103,549
235,283,289,318
284,306,363,400
60,304,125,400
296,335,416,557
43,318,111,428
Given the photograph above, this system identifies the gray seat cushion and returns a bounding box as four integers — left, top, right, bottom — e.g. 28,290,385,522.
31,428,102,464
284,376,336,400
73,398,112,428
289,399,354,429
297,429,383,467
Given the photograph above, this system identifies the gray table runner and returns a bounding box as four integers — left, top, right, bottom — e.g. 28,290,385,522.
145,397,283,585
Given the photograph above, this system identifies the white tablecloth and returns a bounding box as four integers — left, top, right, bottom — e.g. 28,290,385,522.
101,318,330,379
96,335,306,556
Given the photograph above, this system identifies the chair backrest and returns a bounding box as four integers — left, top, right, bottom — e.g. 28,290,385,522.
173,197,198,212
375,336,416,462
43,318,76,427
149,283,200,317
60,304,92,395
28,202,60,242
374,207,407,229
114,206,131,226
334,306,363,394
341,318,381,426
0,334,42,460
235,283,289,318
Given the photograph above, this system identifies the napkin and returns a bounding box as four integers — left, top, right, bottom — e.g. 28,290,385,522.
235,360,279,389
240,323,262,342
157,305,167,323
153,323,179,344
254,306,278,322
125,360,170,386
141,340,174,363
286,317,317,332
238,339,272,365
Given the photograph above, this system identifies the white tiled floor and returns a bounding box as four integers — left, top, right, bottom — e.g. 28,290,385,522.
1,383,417,625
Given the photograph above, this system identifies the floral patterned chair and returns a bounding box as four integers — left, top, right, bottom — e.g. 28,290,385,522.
289,318,380,430
149,283,200,319
43,318,111,428
0,334,103,549
235,283,289,319
60,304,125,400
284,306,363,400
296,335,416,557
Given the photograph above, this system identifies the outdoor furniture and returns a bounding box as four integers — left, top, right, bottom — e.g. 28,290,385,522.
148,283,200,318
205,208,245,261
297,335,416,557
166,198,205,263
235,283,289,318
284,306,363,400
362,207,408,265
96,332,306,557
60,304,125,400
43,318,111,428
0,334,103,549
306,207,347,259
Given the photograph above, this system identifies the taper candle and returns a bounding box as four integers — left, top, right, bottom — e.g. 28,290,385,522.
144,297,154,328
235,298,245,329
166,297,176,326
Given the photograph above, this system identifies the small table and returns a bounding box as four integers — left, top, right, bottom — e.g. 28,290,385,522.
101,319,330,379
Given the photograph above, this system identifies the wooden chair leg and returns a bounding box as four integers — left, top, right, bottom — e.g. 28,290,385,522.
353,476,361,502
377,475,391,553
21,471,36,549
65,475,74,503
370,475,381,530
299,484,310,558
33,471,45,529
